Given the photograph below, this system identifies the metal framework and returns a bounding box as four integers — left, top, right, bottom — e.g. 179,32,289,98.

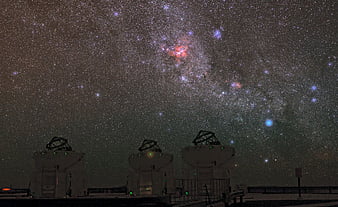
46,137,73,151
138,139,162,152
192,130,221,146
171,179,228,205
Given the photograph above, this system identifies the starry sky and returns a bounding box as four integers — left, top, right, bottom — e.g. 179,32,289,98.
1,0,337,188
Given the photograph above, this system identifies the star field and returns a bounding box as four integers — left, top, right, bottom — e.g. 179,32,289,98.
0,0,337,187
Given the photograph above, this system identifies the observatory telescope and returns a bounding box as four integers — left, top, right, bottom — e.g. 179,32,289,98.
127,140,175,196
181,130,235,200
30,137,87,198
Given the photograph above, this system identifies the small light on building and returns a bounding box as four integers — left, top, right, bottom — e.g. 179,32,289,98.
2,187,11,191
146,151,155,158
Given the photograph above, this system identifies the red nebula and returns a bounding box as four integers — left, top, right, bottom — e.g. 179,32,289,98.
168,45,188,60
165,37,190,62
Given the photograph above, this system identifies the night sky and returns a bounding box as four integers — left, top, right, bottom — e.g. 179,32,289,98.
1,0,337,188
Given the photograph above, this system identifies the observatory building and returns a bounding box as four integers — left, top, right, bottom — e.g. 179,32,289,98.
181,130,235,201
31,137,87,198
127,140,175,196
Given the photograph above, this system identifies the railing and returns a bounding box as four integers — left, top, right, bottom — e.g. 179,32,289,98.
230,190,245,205
87,186,127,195
248,186,338,194
170,179,230,205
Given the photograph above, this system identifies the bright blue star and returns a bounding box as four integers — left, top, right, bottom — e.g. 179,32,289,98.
163,5,169,10
95,93,100,97
187,31,194,36
180,76,188,82
311,85,317,91
213,29,222,39
230,140,234,144
265,119,273,127
311,98,317,103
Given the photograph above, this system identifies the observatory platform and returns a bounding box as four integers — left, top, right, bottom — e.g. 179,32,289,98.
30,137,87,198
179,130,235,204
128,139,175,196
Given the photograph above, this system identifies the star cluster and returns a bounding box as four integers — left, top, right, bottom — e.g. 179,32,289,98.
0,0,337,187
